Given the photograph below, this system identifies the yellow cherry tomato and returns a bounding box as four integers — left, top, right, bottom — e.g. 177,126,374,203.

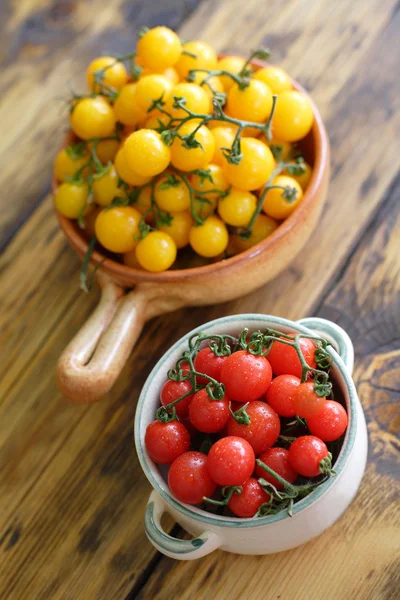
154,174,190,212
87,56,128,93
218,188,257,227
95,206,142,253
223,137,275,191
164,83,211,119
170,122,214,172
210,127,236,166
137,26,182,70
284,161,312,190
175,40,218,79
144,111,171,131
135,74,173,112
226,79,273,123
92,164,126,207
162,67,180,85
253,66,292,94
115,147,152,186
89,138,120,164
82,206,101,239
188,72,224,101
135,231,177,272
272,90,314,142
262,175,303,219
217,56,249,92
54,182,89,219
124,129,171,177
160,211,193,248
123,245,140,268
189,215,229,258
114,83,147,126
70,97,116,140
233,214,278,251
140,66,180,85
54,148,88,182
190,164,229,199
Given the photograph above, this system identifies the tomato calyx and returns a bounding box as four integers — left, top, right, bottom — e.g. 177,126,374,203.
229,401,251,425
319,452,335,476
155,405,178,423
203,485,242,507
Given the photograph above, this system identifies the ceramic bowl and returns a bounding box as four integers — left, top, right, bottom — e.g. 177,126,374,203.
54,60,330,403
135,314,367,560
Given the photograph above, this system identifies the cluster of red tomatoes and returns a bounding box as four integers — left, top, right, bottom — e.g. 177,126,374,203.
54,25,314,277
145,330,348,518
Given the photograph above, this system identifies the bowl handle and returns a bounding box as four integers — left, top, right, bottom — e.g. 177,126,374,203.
144,490,221,560
56,273,149,403
296,317,354,374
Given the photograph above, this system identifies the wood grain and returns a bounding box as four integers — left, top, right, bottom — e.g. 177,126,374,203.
0,0,399,598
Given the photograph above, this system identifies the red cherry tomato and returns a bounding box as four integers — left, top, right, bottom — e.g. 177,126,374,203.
265,374,300,417
256,447,298,490
207,436,255,486
161,379,194,418
168,451,217,504
193,347,226,385
288,435,328,477
227,400,280,454
307,400,348,441
188,388,230,433
292,381,326,418
267,336,316,378
220,350,272,402
228,478,270,517
145,420,190,464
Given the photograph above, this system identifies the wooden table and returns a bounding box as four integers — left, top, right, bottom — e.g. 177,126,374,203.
1,1,399,598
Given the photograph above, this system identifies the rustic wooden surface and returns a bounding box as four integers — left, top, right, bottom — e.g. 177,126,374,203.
0,0,399,598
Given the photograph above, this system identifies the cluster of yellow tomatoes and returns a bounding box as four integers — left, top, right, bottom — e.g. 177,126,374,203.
54,26,314,274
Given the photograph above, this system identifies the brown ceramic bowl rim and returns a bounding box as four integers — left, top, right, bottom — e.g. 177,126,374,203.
55,57,329,284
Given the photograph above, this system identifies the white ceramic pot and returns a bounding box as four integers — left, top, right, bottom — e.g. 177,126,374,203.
134,315,368,560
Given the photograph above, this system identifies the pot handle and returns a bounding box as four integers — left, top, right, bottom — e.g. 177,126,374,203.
56,273,148,403
296,317,354,374
144,491,221,560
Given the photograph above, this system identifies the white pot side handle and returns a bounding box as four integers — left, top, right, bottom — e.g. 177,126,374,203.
296,317,354,375
144,491,221,561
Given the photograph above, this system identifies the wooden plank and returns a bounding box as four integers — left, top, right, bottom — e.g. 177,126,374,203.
0,0,399,598
134,170,400,600
0,0,202,250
